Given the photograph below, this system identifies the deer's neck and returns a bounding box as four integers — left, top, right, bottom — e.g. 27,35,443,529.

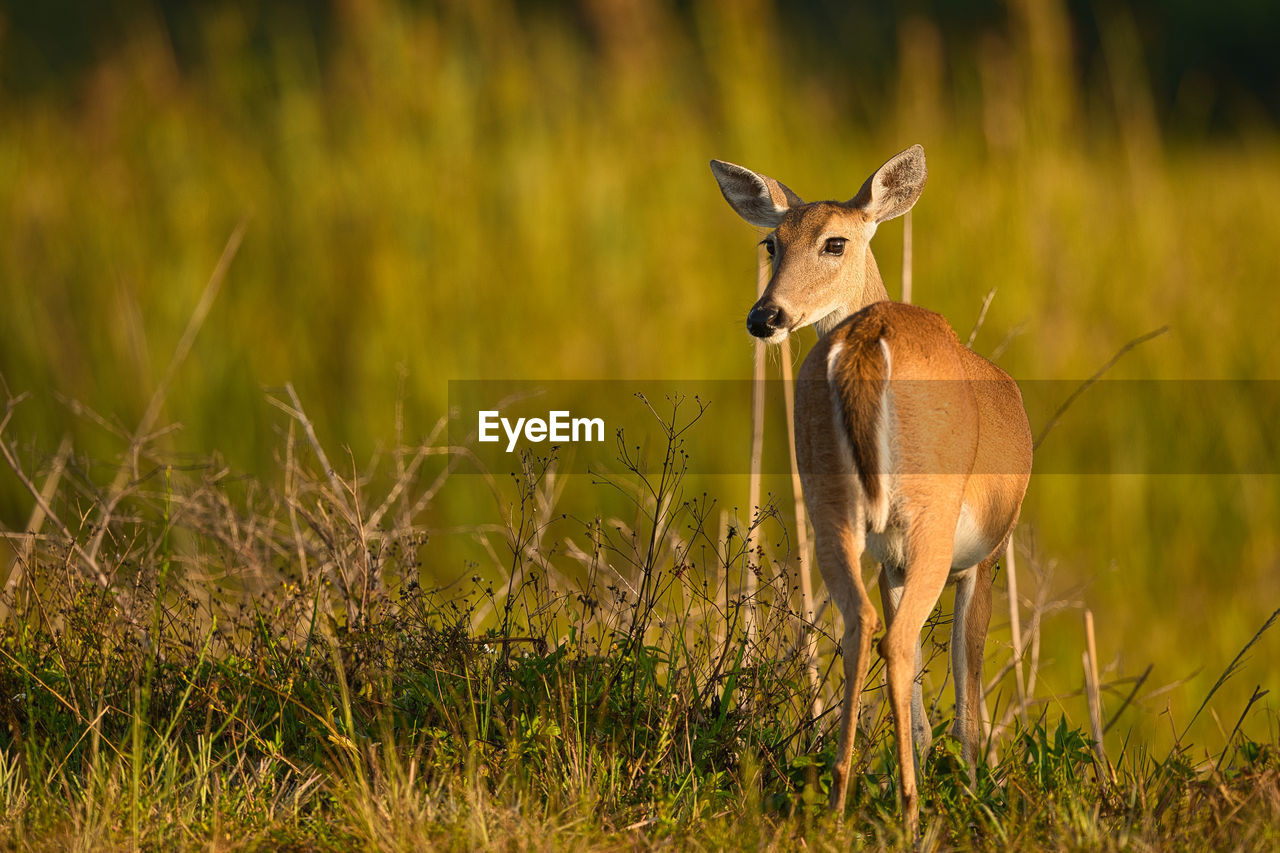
814,250,890,340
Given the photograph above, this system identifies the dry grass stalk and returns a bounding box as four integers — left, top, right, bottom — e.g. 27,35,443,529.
780,339,821,716
0,396,107,587
987,550,1063,746
87,220,248,567
901,209,913,304
1,432,74,604
1180,607,1280,744
743,242,769,650
267,383,354,521
1005,537,1029,727
966,287,998,348
1083,609,1116,783
715,508,729,656
1033,324,1170,451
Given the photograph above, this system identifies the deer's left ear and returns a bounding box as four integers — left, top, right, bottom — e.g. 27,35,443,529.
849,144,927,223
710,160,804,229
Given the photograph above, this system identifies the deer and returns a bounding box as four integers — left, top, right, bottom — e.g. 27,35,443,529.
710,145,1032,837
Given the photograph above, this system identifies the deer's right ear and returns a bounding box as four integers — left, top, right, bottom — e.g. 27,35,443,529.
710,160,802,229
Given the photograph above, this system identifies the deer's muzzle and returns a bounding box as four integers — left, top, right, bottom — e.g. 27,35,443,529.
747,301,788,339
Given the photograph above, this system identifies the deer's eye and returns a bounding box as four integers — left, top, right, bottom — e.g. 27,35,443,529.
763,238,776,257
823,238,846,256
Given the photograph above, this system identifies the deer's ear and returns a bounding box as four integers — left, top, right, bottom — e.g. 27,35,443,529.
849,145,927,223
710,160,803,228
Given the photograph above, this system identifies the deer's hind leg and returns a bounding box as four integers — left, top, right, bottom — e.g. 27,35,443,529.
879,495,964,838
951,549,998,780
880,562,933,778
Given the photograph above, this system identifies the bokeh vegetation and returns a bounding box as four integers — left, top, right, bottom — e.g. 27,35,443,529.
2,0,1279,845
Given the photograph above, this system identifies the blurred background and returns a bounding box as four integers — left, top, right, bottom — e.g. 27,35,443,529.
2,0,1278,751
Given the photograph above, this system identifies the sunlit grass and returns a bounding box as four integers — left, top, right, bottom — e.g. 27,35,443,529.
1,0,1278,809
1,406,1278,850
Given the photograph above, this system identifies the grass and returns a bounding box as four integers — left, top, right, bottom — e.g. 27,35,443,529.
2,396,1279,850
2,0,1280,846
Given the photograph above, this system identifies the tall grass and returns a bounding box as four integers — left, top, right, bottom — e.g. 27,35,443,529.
0,0,1278,795
1,399,1278,849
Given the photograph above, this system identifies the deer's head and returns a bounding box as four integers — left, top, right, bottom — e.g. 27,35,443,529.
711,145,927,342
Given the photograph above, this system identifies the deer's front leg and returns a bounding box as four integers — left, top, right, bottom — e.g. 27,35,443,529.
810,500,877,815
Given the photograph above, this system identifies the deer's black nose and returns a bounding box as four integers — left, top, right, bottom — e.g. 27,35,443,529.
747,302,786,338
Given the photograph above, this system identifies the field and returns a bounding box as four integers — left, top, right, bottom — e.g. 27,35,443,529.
2,0,1280,848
